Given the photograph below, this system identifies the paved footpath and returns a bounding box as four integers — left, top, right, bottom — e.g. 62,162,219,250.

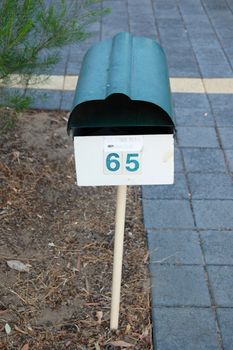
25,0,233,349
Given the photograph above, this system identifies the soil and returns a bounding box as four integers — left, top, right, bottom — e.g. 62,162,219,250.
0,110,152,350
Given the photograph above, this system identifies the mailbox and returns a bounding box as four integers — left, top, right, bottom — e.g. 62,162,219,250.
68,32,175,186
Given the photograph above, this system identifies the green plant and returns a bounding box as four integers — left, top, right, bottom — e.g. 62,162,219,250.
0,0,109,110
0,108,18,134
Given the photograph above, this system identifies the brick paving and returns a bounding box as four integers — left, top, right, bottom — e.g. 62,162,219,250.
141,1,233,349
16,0,233,348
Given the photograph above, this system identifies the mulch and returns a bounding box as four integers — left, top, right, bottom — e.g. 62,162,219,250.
0,109,152,350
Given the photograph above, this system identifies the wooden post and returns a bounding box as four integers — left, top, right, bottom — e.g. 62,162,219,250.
110,185,127,330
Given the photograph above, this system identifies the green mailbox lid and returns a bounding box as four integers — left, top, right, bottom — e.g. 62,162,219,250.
68,32,174,136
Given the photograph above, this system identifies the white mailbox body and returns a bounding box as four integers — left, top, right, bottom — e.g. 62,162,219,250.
74,134,174,186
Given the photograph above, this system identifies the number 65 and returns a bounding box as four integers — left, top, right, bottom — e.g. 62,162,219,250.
106,153,140,173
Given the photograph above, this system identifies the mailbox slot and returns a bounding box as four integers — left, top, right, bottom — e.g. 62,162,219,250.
73,126,173,136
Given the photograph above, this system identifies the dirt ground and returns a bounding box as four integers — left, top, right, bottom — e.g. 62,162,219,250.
0,110,152,350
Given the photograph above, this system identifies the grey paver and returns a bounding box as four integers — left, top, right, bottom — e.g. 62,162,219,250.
170,61,200,78
221,38,233,64
101,27,128,41
150,265,211,306
27,89,62,110
101,16,128,40
60,91,74,111
147,230,203,265
188,173,233,199
174,108,215,126
174,147,184,172
178,0,206,16
142,173,189,199
159,36,191,52
220,23,233,39
0,87,59,111
101,1,129,40
208,266,233,306
218,128,233,149
68,36,99,63
129,20,157,39
128,0,153,14
212,107,233,127
217,308,233,350
128,2,155,18
220,20,233,39
224,46,233,67
157,18,186,36
36,48,69,75
215,26,233,42
163,40,193,54
225,150,233,172
48,62,67,75
182,14,213,34
152,0,180,19
193,200,233,229
166,52,200,77
212,16,233,29
66,61,83,75
177,127,219,148
152,307,220,350
201,231,233,265
208,94,233,108
172,93,210,110
198,60,233,78
143,200,194,229
194,48,233,77
182,148,226,173
190,33,221,49
202,0,229,12
208,10,233,20
226,0,233,12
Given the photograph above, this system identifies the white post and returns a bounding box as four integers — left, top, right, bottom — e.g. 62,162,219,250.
110,185,127,330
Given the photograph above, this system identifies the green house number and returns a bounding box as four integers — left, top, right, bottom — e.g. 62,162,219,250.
106,153,140,173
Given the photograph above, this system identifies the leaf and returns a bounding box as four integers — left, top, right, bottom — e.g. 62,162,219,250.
141,326,149,337
6,260,30,272
14,325,28,335
143,252,149,264
125,324,131,334
95,343,101,350
0,309,9,315
76,254,81,272
12,151,20,163
65,340,71,347
109,340,134,348
96,311,103,325
20,344,29,350
5,323,11,335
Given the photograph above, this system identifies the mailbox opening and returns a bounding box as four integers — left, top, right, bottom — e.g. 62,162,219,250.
68,93,174,137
